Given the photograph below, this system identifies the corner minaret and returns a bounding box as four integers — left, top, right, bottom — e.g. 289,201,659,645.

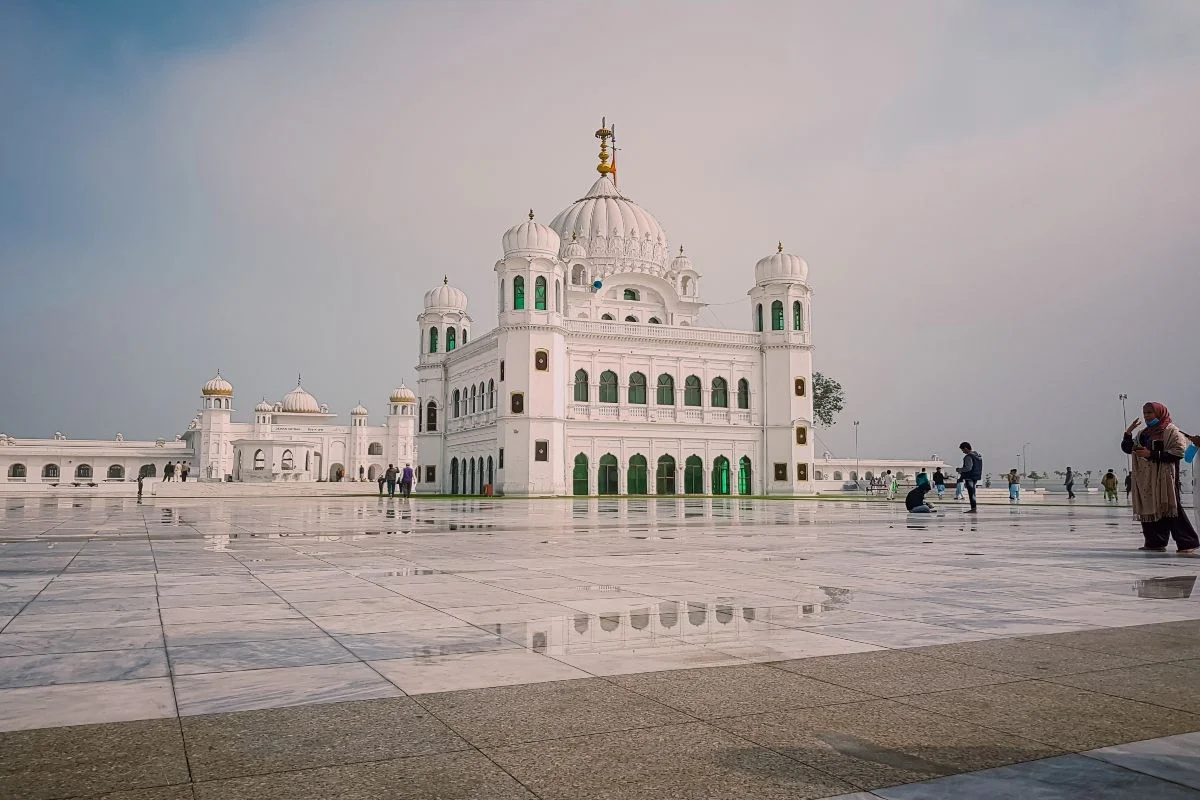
415,278,470,493
198,371,234,481
387,384,417,469
749,243,815,494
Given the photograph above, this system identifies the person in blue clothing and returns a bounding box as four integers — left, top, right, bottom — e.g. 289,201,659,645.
956,442,983,513
932,468,946,498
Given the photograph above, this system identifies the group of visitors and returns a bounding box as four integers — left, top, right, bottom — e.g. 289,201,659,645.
378,464,414,497
161,461,189,482
906,442,982,515
1122,402,1198,555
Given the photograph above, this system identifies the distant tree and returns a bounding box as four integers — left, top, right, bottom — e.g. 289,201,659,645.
812,372,845,428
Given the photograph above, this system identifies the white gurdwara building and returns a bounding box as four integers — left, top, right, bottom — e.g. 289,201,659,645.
414,124,814,496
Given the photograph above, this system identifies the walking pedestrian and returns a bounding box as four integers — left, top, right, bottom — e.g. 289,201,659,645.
1064,467,1076,499
933,468,946,499
180,462,189,483
1122,402,1198,554
1124,471,1132,499
1101,469,1119,503
163,462,174,482
385,464,398,497
956,442,983,513
137,473,144,500
377,471,385,496
399,463,414,497
885,470,897,500
1007,468,1021,502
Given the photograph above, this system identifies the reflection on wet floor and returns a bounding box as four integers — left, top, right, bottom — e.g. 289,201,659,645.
1134,576,1197,599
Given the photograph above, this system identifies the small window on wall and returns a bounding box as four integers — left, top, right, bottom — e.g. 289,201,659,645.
797,463,809,481
535,276,547,310
623,288,640,301
425,465,436,483
649,317,661,324
446,327,457,351
601,313,615,321
513,276,525,310
254,450,266,470
773,463,788,482
534,350,549,371
500,361,505,381
795,426,807,445
510,392,524,414
535,440,549,461
794,377,806,396
499,448,504,468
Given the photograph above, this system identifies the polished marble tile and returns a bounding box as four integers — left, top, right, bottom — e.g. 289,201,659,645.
159,603,300,625
443,601,575,626
0,648,168,688
1087,731,1200,790
0,677,177,731
337,626,518,660
163,618,325,646
309,608,465,634
174,661,402,716
3,609,161,633
168,636,355,675
807,619,997,648
371,648,590,694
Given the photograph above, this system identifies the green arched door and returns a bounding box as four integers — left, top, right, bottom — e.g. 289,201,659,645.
656,455,676,494
712,456,731,496
738,456,752,495
684,456,704,494
572,454,589,496
598,454,619,495
627,455,648,495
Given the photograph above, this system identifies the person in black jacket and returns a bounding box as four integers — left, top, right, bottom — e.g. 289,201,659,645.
905,482,935,513
956,442,983,513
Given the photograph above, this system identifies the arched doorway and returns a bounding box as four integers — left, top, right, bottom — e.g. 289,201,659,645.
656,455,676,494
368,464,381,481
684,455,704,494
469,459,476,495
139,464,156,479
313,452,322,481
487,456,494,488
712,456,731,496
738,456,752,495
450,458,459,495
329,463,345,482
573,454,588,496
627,454,648,495
598,454,619,495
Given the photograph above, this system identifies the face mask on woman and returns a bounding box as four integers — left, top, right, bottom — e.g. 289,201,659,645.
1147,418,1161,428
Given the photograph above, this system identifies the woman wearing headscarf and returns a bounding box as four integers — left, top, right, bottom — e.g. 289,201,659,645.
1121,402,1198,554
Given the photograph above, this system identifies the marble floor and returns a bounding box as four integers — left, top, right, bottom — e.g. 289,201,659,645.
2,495,1199,798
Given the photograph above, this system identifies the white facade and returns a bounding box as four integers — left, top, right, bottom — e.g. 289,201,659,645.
415,125,816,497
0,375,418,486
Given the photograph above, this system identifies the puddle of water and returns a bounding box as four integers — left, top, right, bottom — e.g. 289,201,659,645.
1134,576,1196,599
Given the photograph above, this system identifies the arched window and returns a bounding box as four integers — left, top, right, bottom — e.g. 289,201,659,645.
8,463,26,479
572,264,586,285
42,464,59,479
628,454,648,494
368,442,383,456
815,470,824,480
574,369,589,402
684,455,704,494
624,316,638,323
850,471,858,481
429,327,438,353
738,456,752,495
681,276,693,295
499,279,504,314
755,304,763,332
461,329,468,344
598,454,619,495
488,379,495,409
684,376,702,407
513,276,525,310
107,464,124,480
139,464,156,478
601,313,614,321
656,455,677,494
535,276,548,310
656,374,675,405
712,456,731,495
426,401,438,432
281,450,294,471
479,382,486,411
711,377,728,408
573,453,589,495
75,464,92,479
793,300,803,331
623,288,640,301
487,455,494,487
771,300,784,331
453,389,461,418
470,459,476,494
555,279,562,312
598,371,618,403
628,372,647,404
254,450,266,470
833,471,843,481
450,457,459,495
737,378,750,410
470,384,478,414
446,327,457,352
649,317,661,324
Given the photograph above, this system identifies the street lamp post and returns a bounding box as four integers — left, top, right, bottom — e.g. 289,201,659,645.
1022,442,1031,481
1119,393,1129,428
853,421,860,492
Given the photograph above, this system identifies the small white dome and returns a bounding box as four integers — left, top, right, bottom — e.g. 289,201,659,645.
670,246,694,274
254,399,273,413
424,278,468,311
561,232,587,261
202,372,233,397
281,383,321,414
503,210,560,259
755,243,808,284
351,403,368,416
390,383,416,403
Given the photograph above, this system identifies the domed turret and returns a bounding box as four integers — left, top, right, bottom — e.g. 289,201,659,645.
281,380,321,413
202,372,234,397
670,245,694,274
503,210,560,259
254,398,273,413
755,243,808,284
390,383,416,404
561,231,587,261
424,277,468,311
351,402,368,417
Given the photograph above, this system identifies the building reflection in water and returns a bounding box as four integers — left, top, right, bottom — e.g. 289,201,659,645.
1133,576,1196,599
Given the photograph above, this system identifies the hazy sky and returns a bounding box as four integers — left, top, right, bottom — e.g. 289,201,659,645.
2,0,1198,477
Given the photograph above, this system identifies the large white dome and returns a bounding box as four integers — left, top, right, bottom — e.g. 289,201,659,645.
424,278,468,311
503,211,560,259
549,175,669,275
281,383,321,414
755,244,808,284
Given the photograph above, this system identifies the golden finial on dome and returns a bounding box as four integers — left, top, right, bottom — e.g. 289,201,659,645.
679,245,685,255
777,241,784,253
528,209,535,220
443,275,448,284
595,117,614,176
